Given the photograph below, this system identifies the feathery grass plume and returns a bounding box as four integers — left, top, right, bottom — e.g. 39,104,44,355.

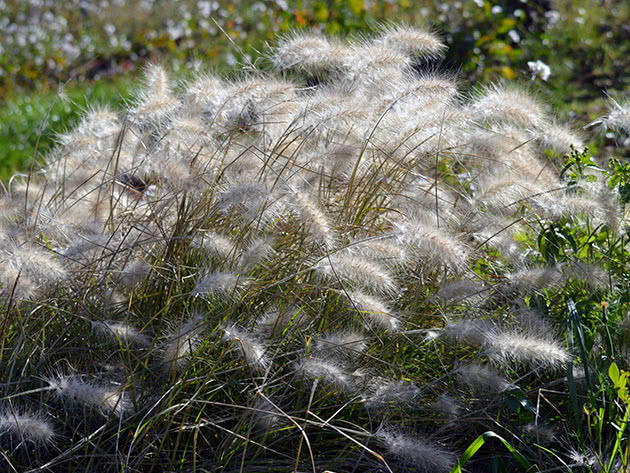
347,290,399,331
350,237,407,269
271,31,346,74
1,243,67,301
294,357,356,392
56,106,121,153
562,261,609,291
91,320,151,347
455,363,512,393
131,64,180,133
237,237,274,272
344,42,412,80
181,73,226,110
222,324,270,372
505,265,566,294
567,448,600,471
118,258,153,288
395,218,470,273
192,270,248,298
548,192,606,223
161,314,205,372
312,331,367,361
535,121,584,155
1,265,36,301
168,116,210,149
192,232,237,261
485,326,570,371
315,253,397,295
395,175,462,224
473,173,548,212
434,393,460,423
375,428,456,473
363,379,420,410
463,125,529,172
0,406,56,449
413,72,459,99
440,319,492,346
588,97,630,135
467,83,549,130
375,24,446,59
216,182,272,223
579,175,625,229
468,212,524,255
254,305,309,338
315,142,359,181
433,280,486,305
290,190,337,250
46,375,131,415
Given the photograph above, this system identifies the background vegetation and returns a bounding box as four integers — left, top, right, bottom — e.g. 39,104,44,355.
2,0,630,180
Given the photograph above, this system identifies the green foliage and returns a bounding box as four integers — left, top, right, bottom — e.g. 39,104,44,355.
0,77,133,181
560,146,602,192
608,158,630,205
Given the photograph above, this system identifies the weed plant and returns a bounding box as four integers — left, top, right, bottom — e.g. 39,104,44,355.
2,24,630,473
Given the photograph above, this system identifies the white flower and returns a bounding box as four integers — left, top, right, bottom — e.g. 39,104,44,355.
528,60,551,81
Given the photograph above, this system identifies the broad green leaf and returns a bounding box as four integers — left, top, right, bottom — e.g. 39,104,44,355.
610,362,620,385
450,431,532,473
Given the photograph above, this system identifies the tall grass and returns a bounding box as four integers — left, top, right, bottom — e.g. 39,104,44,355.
1,25,629,472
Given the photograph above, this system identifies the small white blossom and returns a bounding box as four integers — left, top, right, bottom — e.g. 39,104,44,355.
508,30,521,43
528,60,551,81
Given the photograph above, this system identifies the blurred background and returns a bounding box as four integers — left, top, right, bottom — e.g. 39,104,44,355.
1,0,629,181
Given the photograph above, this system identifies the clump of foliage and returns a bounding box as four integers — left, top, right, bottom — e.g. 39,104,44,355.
2,24,630,473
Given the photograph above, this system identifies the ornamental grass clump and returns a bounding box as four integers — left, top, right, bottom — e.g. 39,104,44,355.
1,23,624,473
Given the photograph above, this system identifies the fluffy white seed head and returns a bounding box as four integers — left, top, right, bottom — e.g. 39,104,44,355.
467,84,549,129
315,253,397,295
376,24,446,58
0,407,56,448
590,98,630,135
486,328,570,371
91,320,151,347
47,375,131,415
455,363,513,393
222,324,270,371
294,357,356,391
347,291,399,331
162,315,206,372
237,237,274,272
441,319,492,346
506,265,567,294
375,428,456,473
193,270,248,298
535,122,584,155
271,32,346,73
363,379,420,410
313,331,367,361
291,191,337,250
131,64,180,130
433,280,486,305
118,258,153,288
396,219,470,273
